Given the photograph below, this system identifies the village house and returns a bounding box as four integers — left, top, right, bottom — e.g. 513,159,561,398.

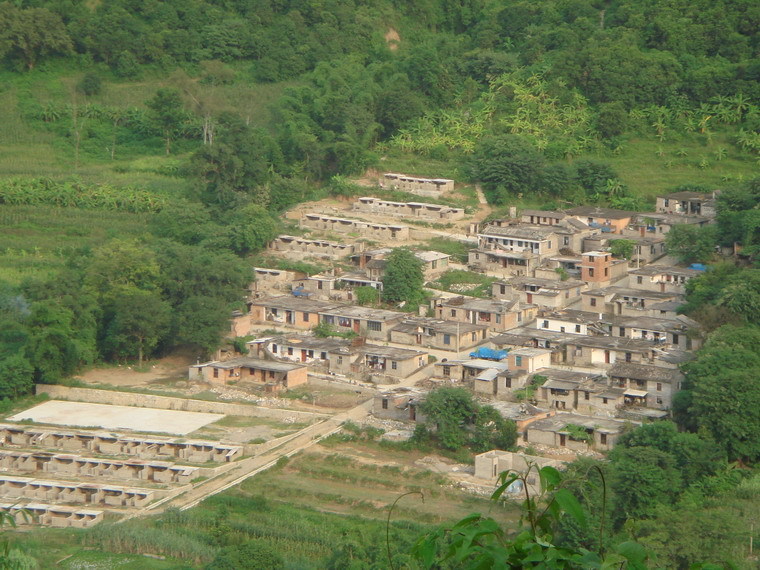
250,335,426,382
535,309,610,336
343,344,428,381
582,235,667,265
655,190,718,218
373,387,427,422
300,213,410,241
533,255,583,280
267,235,362,259
433,296,537,333
630,212,711,236
189,357,308,391
491,327,576,353
380,173,455,196
248,334,348,372
492,277,587,308
248,296,340,330
565,206,634,235
560,336,659,367
353,197,465,220
580,251,629,287
465,349,551,399
476,223,562,259
474,451,565,496
606,315,701,350
485,216,595,251
389,317,488,352
467,247,541,277
533,369,606,412
607,362,683,410
249,267,304,297
318,305,406,341
349,248,451,280
627,265,703,295
507,347,553,374
291,274,340,300
523,412,632,451
581,287,682,316
435,359,509,386
519,210,568,226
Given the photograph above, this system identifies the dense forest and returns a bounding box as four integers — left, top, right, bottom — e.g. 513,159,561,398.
0,0,758,567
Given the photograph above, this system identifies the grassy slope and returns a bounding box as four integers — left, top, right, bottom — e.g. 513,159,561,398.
3,447,514,568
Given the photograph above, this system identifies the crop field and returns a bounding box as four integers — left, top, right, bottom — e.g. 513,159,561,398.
1,440,514,568
0,204,153,284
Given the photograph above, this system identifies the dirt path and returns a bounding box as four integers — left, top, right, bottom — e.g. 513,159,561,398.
74,353,193,387
127,399,374,516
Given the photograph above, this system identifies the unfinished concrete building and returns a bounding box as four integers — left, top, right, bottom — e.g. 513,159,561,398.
301,214,410,241
0,425,242,463
0,451,199,484
0,502,103,528
380,173,455,196
353,197,465,220
0,476,158,508
189,357,308,391
267,235,362,259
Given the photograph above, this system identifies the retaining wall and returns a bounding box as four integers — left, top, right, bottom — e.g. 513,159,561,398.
35,386,328,423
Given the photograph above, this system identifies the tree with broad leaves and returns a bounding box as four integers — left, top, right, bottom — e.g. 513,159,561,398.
0,4,72,71
146,88,188,155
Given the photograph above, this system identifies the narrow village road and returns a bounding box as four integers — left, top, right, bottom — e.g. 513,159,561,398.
136,399,374,515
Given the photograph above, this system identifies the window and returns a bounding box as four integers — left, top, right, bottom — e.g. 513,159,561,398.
575,325,581,333
590,298,597,307
496,314,502,324
625,352,632,362
563,236,570,246
515,356,523,366
442,366,451,377
213,368,219,379
308,350,314,358
382,398,388,409
619,327,625,337
584,391,590,400
560,326,566,333
320,352,327,360
637,276,643,284
367,321,382,332
391,361,397,370
505,377,512,388
589,268,595,277
672,333,679,344
600,433,607,445
337,356,343,365
656,382,662,391
443,334,451,345
317,281,323,290
543,320,549,329
500,284,506,294
303,312,310,322
269,370,274,378
271,344,278,353
450,309,456,317
656,397,663,404
602,398,608,404
287,347,294,356
604,267,608,276
471,332,477,341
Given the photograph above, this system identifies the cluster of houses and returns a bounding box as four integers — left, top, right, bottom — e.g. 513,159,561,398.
193,176,716,454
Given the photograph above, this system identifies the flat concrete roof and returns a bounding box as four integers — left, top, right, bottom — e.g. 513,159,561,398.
7,401,223,436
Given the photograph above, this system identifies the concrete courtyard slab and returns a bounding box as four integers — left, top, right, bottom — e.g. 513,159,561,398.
7,400,224,435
